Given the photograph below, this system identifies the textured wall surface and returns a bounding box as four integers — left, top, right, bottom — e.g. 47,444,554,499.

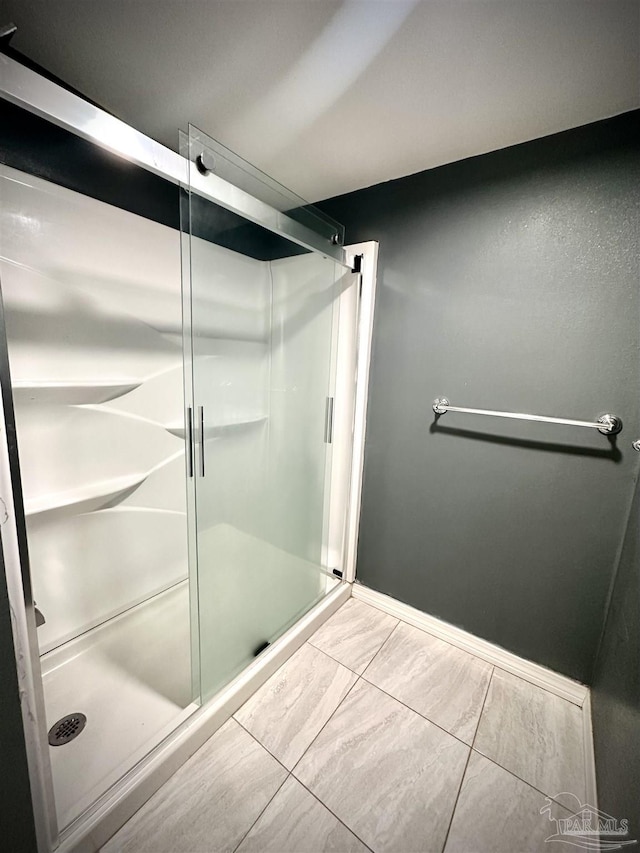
0,560,38,852
319,111,640,683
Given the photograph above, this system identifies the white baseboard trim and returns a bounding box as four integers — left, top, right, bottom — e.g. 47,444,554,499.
57,582,351,853
352,584,588,707
581,690,599,810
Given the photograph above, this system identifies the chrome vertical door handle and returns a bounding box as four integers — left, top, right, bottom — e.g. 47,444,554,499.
198,406,205,476
324,397,334,444
186,407,194,478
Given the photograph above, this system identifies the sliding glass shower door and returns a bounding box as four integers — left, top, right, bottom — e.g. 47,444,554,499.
182,128,347,700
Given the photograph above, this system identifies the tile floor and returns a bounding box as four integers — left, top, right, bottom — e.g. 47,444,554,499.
102,596,589,853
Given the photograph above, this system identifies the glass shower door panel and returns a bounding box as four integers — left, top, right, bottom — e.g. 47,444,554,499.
185,129,342,700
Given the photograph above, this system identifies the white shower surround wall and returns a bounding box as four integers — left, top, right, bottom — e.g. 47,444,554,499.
0,164,189,653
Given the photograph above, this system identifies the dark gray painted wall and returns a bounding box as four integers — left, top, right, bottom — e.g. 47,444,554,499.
0,285,39,852
320,112,640,683
0,556,38,852
591,470,640,843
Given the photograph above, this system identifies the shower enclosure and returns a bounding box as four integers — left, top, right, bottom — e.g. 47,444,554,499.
0,55,373,853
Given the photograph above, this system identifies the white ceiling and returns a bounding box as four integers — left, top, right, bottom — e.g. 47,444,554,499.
3,0,639,201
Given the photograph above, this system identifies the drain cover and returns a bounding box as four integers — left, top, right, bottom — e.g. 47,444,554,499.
48,713,87,746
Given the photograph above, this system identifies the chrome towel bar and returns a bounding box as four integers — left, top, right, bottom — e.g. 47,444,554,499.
432,398,623,435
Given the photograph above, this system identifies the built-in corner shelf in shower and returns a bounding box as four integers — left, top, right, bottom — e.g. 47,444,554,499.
12,380,141,404
24,473,144,518
24,450,184,518
165,415,268,440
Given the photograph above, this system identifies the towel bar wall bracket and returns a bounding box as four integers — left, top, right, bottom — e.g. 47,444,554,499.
432,397,622,436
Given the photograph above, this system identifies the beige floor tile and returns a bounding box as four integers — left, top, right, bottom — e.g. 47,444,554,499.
474,669,585,808
364,621,492,743
101,719,287,853
237,775,369,852
294,679,469,853
308,598,398,674
235,642,357,769
445,751,571,853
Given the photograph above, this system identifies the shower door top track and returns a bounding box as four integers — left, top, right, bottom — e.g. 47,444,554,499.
0,53,346,265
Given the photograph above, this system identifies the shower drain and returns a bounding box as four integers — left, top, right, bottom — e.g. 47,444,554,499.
48,712,87,746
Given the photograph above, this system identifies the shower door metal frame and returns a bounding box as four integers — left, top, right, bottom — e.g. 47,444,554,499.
0,288,57,852
341,241,379,583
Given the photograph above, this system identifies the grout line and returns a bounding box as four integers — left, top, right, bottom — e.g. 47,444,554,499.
286,614,406,773
306,638,361,672
292,773,375,853
230,639,318,713
468,668,578,811
359,671,484,752
286,674,377,851
358,618,401,678
239,638,478,767
439,667,494,853
469,744,574,814
306,640,371,677
231,656,362,779
231,641,356,727
470,666,495,752
439,747,472,853
467,669,576,812
306,600,400,678
230,766,291,853
233,679,375,850
290,674,363,776
233,717,292,776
